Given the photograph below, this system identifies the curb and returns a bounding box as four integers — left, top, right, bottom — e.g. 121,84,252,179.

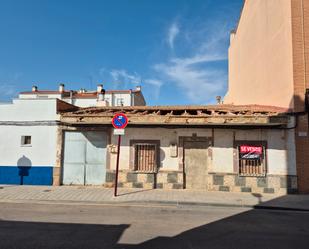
0,198,250,208
0,198,308,212
253,205,309,212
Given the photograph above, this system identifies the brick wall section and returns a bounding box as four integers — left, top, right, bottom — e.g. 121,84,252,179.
303,0,309,86
292,0,309,193
294,115,309,192
292,0,308,111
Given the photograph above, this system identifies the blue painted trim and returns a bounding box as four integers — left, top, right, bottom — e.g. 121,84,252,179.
0,166,53,186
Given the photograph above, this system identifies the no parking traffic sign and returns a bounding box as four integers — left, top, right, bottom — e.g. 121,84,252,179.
112,113,128,129
112,113,128,197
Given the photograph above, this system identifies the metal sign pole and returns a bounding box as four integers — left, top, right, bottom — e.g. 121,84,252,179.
112,113,128,197
114,135,121,197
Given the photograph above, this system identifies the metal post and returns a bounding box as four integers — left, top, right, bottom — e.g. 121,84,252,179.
114,135,121,197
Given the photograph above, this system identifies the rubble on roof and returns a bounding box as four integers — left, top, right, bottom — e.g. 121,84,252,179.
59,104,292,128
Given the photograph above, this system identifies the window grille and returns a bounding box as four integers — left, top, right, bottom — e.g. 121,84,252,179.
238,144,266,176
134,143,157,172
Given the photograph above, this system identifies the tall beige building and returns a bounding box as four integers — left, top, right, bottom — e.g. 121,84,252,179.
225,0,309,193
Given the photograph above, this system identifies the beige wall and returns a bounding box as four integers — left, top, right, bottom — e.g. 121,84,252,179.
225,0,294,108
108,127,296,176
212,129,296,175
109,128,212,171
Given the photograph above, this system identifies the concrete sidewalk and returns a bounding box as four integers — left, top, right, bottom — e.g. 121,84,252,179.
0,185,309,210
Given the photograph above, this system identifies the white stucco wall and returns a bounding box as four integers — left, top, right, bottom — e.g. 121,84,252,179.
109,127,296,176
110,93,131,106
61,93,132,107
212,129,296,175
211,130,234,173
18,91,144,107
19,93,62,99
0,125,58,167
70,98,97,107
0,99,59,121
0,98,59,167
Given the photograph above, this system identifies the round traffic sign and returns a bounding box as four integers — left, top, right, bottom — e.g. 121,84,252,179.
112,113,128,129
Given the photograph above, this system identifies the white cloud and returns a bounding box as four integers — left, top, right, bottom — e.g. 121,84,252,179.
152,19,230,104
110,69,141,84
170,53,226,67
143,79,163,99
154,57,226,104
144,79,163,88
107,69,163,100
167,21,180,49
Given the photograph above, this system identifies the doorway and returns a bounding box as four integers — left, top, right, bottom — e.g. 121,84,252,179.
184,141,208,189
62,131,107,185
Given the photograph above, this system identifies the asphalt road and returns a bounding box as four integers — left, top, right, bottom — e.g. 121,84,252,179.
0,202,308,249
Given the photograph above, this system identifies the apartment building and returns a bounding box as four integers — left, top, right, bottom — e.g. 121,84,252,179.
224,0,309,193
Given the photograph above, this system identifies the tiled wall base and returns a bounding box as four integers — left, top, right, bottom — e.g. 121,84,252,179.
105,170,183,189
208,173,298,194
105,171,297,194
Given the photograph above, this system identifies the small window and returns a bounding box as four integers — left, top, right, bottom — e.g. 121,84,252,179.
238,143,266,176
116,98,124,106
21,136,32,146
134,143,157,172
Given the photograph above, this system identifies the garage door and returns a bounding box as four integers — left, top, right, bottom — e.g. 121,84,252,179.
62,131,107,185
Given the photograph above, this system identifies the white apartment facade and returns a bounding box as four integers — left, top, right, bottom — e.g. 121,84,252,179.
19,84,146,107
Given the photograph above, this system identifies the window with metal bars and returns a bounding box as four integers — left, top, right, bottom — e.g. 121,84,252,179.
134,143,157,172
238,143,266,176
21,135,32,146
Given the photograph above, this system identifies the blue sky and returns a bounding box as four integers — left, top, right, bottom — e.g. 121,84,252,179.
0,0,243,105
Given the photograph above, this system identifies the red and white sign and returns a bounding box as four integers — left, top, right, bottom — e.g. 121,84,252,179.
240,145,262,154
239,145,263,160
112,113,128,129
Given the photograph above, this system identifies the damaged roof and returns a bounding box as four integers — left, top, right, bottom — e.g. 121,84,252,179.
62,104,290,115
60,104,292,128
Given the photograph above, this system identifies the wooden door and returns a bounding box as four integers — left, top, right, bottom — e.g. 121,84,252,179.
184,141,208,189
